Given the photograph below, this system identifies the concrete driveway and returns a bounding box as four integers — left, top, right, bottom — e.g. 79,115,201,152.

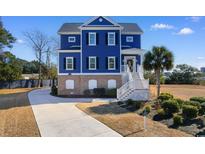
28,88,121,137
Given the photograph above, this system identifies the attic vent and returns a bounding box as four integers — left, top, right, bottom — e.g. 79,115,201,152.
99,18,103,22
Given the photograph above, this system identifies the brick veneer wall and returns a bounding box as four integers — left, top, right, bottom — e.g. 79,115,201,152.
58,75,122,95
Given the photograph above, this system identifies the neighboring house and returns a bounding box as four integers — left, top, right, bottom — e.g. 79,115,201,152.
201,67,205,73
22,74,39,80
57,16,149,101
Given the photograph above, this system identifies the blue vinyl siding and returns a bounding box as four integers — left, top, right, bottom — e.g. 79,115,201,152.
82,30,120,73
87,16,115,26
60,34,80,50
121,34,141,49
59,53,81,73
121,55,141,72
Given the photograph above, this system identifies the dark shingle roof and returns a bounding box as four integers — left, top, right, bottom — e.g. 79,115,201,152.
58,23,143,34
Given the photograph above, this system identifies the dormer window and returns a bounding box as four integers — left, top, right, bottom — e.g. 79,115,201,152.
88,32,96,46
126,36,133,42
108,32,115,46
68,36,76,43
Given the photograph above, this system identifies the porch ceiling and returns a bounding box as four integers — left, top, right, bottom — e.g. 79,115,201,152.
121,48,145,55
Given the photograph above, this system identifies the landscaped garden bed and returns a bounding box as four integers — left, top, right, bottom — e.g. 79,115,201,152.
119,93,205,136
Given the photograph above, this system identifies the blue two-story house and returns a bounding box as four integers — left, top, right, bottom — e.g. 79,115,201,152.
57,16,149,101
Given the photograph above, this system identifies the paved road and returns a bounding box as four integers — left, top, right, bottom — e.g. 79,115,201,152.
28,89,121,137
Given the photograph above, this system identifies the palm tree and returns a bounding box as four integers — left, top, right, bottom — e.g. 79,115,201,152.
143,46,174,97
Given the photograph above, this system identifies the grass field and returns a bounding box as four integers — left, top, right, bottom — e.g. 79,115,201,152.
76,102,191,137
0,88,40,137
150,84,205,100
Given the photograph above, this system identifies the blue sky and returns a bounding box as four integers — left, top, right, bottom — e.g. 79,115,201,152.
2,16,205,69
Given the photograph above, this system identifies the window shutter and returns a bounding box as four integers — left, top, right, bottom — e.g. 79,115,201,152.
106,57,108,69
96,57,99,69
115,33,118,45
86,57,89,69
86,33,89,45
64,58,66,69
73,58,76,69
105,33,108,45
96,33,99,45
115,57,118,69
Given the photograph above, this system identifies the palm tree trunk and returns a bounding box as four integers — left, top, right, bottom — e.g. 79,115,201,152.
155,69,161,97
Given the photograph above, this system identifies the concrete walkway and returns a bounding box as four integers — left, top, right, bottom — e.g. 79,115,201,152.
28,89,121,137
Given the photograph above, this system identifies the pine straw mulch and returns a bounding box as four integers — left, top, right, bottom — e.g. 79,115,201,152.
76,102,192,137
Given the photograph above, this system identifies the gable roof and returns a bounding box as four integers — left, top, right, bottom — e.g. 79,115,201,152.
58,22,143,34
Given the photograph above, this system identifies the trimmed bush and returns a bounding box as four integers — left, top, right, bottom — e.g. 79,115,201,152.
183,101,201,110
174,98,185,108
200,102,205,115
158,93,174,102
143,105,151,114
157,108,165,118
93,88,106,97
84,89,91,96
135,101,143,109
126,99,134,106
182,105,198,120
51,85,58,96
106,88,116,97
190,97,205,104
161,99,180,115
173,114,183,126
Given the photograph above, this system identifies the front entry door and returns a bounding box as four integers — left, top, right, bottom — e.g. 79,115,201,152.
127,59,134,72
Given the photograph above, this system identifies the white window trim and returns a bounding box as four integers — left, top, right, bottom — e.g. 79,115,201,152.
66,57,74,70
126,36,133,42
108,79,117,89
88,32,96,46
89,56,97,70
108,32,115,46
108,56,116,70
68,36,76,43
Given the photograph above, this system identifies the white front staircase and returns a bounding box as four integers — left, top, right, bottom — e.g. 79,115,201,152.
117,65,149,101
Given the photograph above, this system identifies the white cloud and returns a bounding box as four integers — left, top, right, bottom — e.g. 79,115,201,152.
16,39,25,44
187,16,202,22
150,23,174,30
197,57,205,60
176,28,194,35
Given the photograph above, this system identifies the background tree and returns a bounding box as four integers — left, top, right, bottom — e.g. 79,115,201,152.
143,46,174,97
23,30,49,87
0,17,16,51
0,52,22,88
166,64,201,84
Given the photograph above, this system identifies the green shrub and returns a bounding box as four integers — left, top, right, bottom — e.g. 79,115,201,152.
157,108,165,117
106,88,116,97
190,97,205,104
183,101,201,110
135,101,143,109
126,99,134,106
182,105,198,120
51,85,58,96
143,105,151,114
93,88,106,97
161,99,180,115
158,93,174,102
199,102,205,115
173,114,183,126
174,98,185,108
84,89,91,96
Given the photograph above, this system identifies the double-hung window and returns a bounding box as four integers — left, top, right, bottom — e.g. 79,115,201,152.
66,57,74,70
108,57,116,70
126,36,133,42
108,32,115,46
89,57,96,70
68,36,76,42
89,32,96,46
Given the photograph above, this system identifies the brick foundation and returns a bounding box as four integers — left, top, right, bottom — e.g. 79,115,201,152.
58,75,122,95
